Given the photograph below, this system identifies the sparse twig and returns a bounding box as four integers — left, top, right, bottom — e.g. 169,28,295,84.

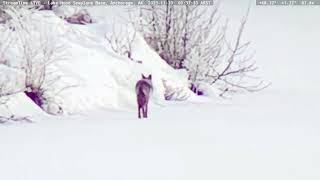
105,22,137,61
4,7,72,114
138,5,269,97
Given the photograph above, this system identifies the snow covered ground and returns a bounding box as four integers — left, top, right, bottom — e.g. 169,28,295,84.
1,92,319,180
1,1,320,180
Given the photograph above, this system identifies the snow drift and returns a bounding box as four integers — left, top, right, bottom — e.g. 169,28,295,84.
0,7,196,116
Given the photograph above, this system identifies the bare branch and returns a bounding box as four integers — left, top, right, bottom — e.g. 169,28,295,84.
105,22,138,62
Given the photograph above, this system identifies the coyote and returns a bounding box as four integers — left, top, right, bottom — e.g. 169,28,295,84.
135,74,153,118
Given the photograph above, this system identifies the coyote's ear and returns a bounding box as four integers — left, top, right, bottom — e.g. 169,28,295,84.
142,74,146,79
148,74,152,80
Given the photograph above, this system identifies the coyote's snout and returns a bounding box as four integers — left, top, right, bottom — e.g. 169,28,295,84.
135,74,153,118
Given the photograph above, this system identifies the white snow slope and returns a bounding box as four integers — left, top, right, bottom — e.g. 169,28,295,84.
1,2,320,180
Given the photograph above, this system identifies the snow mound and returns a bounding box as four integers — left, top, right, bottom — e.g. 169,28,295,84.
0,93,47,118
2,8,197,115
0,65,25,94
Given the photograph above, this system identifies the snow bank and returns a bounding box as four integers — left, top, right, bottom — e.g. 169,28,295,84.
1,8,195,115
0,93,47,117
0,65,42,117
0,65,25,94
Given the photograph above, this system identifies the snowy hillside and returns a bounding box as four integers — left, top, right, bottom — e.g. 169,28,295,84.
1,7,196,115
0,1,320,180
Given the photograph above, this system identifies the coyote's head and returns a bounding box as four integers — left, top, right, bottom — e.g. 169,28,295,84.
141,74,152,85
142,74,152,80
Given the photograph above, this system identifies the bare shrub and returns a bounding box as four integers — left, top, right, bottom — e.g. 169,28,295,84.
105,22,138,62
162,79,190,101
5,7,71,114
0,21,31,123
0,84,9,106
138,5,201,69
0,16,12,65
138,5,269,97
186,11,270,96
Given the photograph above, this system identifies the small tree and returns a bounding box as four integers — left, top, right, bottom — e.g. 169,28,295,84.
138,4,269,97
138,4,212,69
186,11,269,96
5,7,70,114
105,22,138,61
